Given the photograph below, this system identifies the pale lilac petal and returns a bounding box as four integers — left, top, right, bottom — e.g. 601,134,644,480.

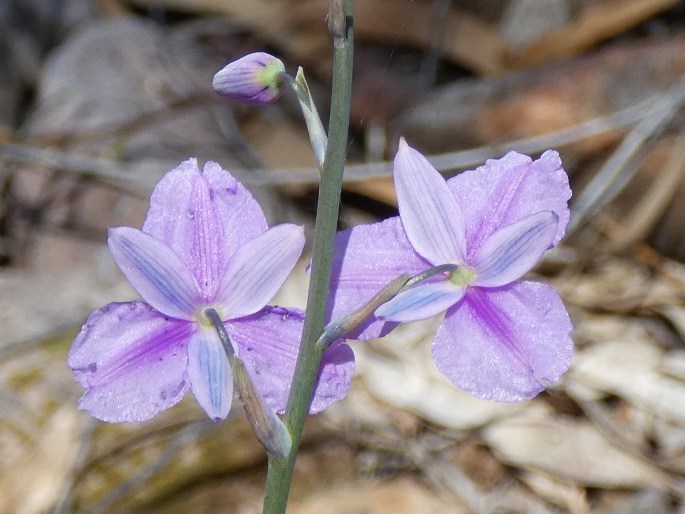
108,227,201,320
433,282,573,402
187,328,233,421
217,224,305,318
395,139,467,264
227,307,354,414
376,280,465,322
448,150,571,258
472,211,558,287
68,302,191,422
142,159,268,298
329,217,430,340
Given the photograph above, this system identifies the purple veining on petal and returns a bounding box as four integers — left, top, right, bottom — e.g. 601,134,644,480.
186,169,225,300
227,307,354,414
90,322,192,387
328,217,428,339
108,227,201,320
463,287,532,373
394,139,467,265
217,224,305,318
465,160,530,258
447,150,571,258
68,302,192,422
187,329,233,421
472,211,558,287
375,280,465,322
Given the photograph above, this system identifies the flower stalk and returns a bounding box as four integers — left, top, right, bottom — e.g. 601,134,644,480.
263,0,354,512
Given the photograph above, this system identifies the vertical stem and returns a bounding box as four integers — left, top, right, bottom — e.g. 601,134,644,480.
262,1,354,512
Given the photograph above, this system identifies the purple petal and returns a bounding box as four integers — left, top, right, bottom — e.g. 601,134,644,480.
329,217,430,340
187,328,233,421
108,227,201,320
142,159,268,299
217,224,305,318
376,280,465,322
432,283,573,402
395,139,467,264
448,150,571,258
472,211,558,287
226,307,354,414
68,302,191,422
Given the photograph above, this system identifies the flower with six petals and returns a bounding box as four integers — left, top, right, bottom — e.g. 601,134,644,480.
68,159,353,422
329,140,573,401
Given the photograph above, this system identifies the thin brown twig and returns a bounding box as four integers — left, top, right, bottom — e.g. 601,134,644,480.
0,89,667,194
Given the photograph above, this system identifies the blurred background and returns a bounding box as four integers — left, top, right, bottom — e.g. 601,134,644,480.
2,0,685,512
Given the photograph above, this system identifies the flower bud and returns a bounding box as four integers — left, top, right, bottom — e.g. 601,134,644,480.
213,52,286,105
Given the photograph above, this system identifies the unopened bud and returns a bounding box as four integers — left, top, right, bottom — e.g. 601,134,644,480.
213,52,286,105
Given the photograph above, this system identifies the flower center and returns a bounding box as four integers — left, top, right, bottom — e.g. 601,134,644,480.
196,305,225,327
449,266,478,286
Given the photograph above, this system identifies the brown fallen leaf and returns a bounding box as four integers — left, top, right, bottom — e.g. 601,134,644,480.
483,403,668,489
516,0,680,68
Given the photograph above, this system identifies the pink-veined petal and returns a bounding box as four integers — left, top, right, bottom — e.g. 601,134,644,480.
472,211,558,287
376,280,465,322
142,159,268,298
108,227,201,320
68,302,192,422
226,307,354,414
448,150,571,258
432,282,573,402
187,328,233,421
217,224,305,318
395,139,467,264
329,217,430,340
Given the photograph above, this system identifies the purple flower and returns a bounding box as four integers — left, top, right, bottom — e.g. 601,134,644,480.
329,140,573,402
213,52,286,105
68,159,353,422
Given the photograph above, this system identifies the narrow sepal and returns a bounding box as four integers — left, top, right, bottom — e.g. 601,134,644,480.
375,280,465,322
108,227,201,320
394,139,467,265
217,224,305,318
187,329,233,421
472,211,558,287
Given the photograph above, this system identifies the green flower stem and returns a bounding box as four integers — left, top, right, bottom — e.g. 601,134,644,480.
262,1,353,512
